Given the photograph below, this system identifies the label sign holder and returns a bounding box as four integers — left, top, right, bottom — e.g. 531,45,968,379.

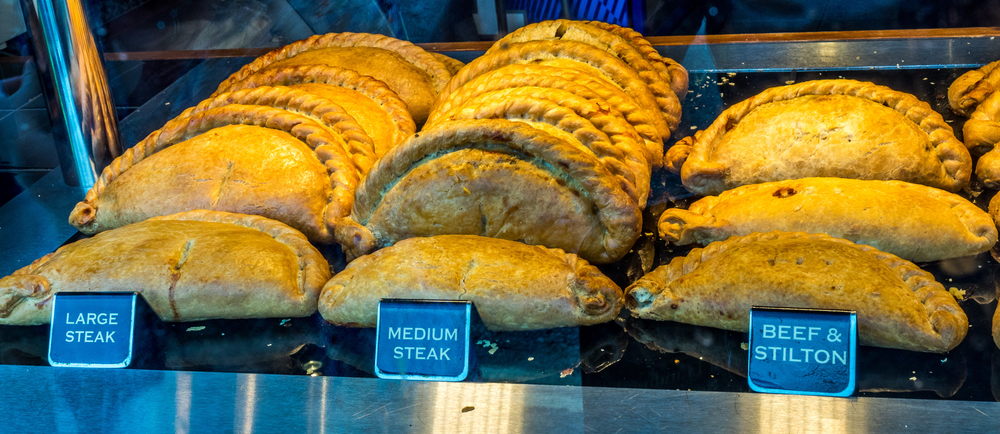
748,306,857,397
374,299,471,381
48,292,137,368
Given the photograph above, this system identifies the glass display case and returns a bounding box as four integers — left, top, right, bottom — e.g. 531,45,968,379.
3,0,1000,431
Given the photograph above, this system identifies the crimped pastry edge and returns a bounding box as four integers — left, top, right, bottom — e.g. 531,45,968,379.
68,105,359,243
427,65,664,168
319,235,622,330
215,32,452,95
582,20,689,100
431,52,465,75
949,60,1000,117
441,40,680,133
488,19,680,112
220,64,416,153
656,178,998,261
625,230,969,353
430,88,649,205
340,119,642,263
1,211,331,325
179,85,376,173
671,79,971,193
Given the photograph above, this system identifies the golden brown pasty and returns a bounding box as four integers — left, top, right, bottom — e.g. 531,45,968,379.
319,235,622,330
668,80,971,195
0,211,330,325
427,87,650,205
658,178,997,262
490,19,683,106
68,105,357,243
625,231,968,353
582,20,689,100
214,32,451,126
335,119,641,264
428,64,664,168
441,40,679,133
178,85,376,173
949,60,1000,117
962,91,1000,187
219,64,415,158
431,52,465,75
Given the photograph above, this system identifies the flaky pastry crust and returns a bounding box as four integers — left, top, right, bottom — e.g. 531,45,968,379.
669,80,971,195
336,119,642,264
0,211,330,325
441,40,679,133
626,231,969,353
432,52,465,75
962,90,1000,187
179,85,375,173
427,64,664,168
319,235,623,330
949,60,1000,117
220,64,415,157
68,105,358,243
429,88,650,205
658,178,997,262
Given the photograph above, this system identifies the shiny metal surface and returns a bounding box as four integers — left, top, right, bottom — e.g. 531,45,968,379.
20,0,121,187
0,364,997,432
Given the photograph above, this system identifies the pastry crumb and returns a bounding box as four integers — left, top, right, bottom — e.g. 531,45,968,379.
785,81,795,85
740,342,749,350
186,326,205,332
909,376,917,381
560,367,574,378
948,287,965,300
527,357,534,361
727,72,736,77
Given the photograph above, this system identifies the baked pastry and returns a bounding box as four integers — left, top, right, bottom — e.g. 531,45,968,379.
0,211,330,325
658,178,997,262
335,119,642,264
625,231,968,353
68,105,358,243
949,60,1000,117
582,20,688,100
489,19,682,110
432,52,465,75
178,85,375,172
214,32,451,126
961,90,1000,187
428,64,664,168
319,235,622,330
441,40,679,133
219,64,415,158
994,301,1000,349
669,80,971,195
427,87,649,205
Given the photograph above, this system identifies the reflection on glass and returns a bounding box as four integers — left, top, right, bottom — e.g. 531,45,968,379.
430,383,524,433
174,372,192,434
756,394,859,434
235,374,258,434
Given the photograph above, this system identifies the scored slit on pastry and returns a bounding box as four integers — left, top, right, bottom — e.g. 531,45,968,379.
178,85,376,173
69,105,358,243
319,235,623,330
625,231,969,353
213,32,451,127
488,19,684,109
948,60,1000,117
441,40,679,134
657,177,997,262
0,211,331,325
221,64,416,158
668,79,971,195
428,64,664,168
334,119,641,264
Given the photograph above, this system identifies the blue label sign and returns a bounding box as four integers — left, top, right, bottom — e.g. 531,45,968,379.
748,307,856,397
375,299,470,381
48,293,136,368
